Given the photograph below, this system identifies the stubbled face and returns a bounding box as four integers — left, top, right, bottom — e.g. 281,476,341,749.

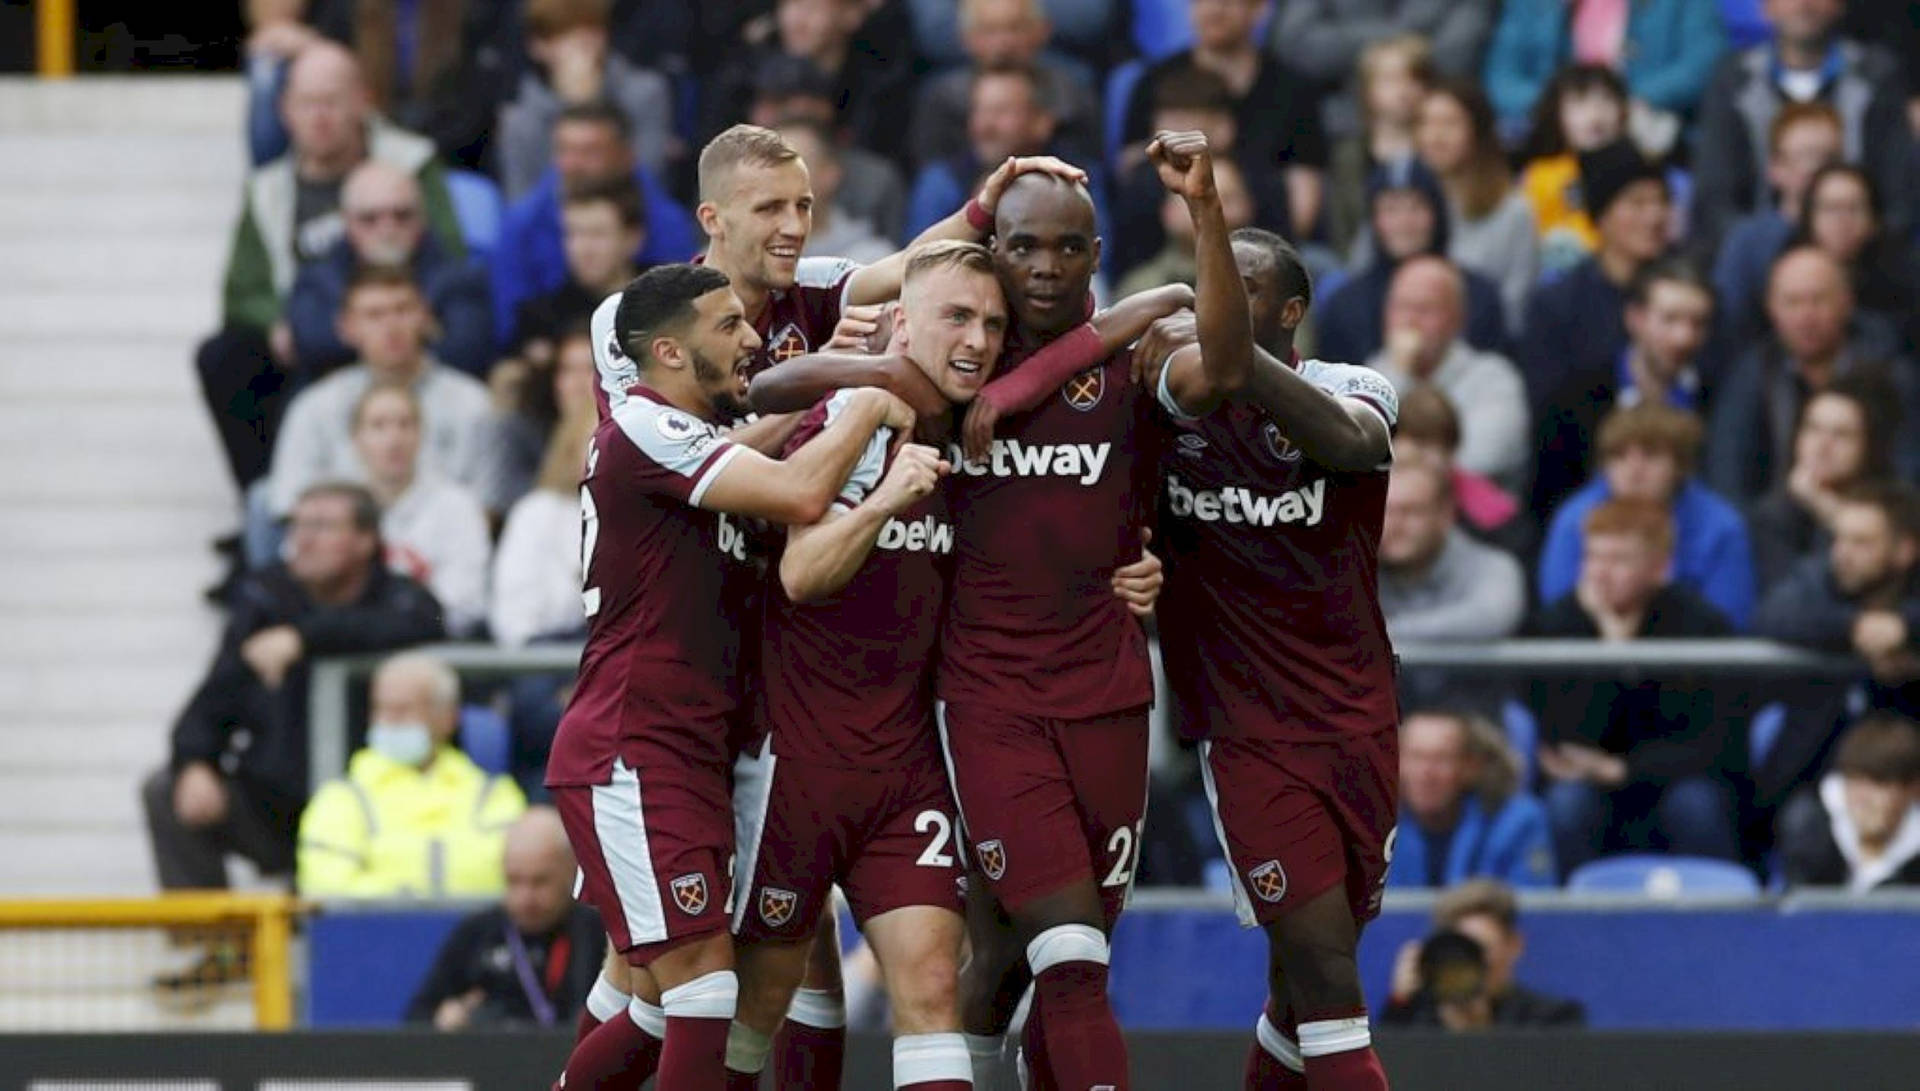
1767,251,1851,363
1380,466,1452,569
1626,281,1712,381
896,264,1009,403
1400,715,1470,823
1830,501,1911,596
1598,179,1671,263
1374,189,1438,260
1806,172,1876,264
285,492,376,588
562,200,641,290
352,388,422,483
1581,531,1667,615
707,158,815,294
1604,443,1683,505
1794,393,1870,488
551,120,629,189
676,286,764,419
341,284,429,375
990,179,1099,335
1414,92,1472,175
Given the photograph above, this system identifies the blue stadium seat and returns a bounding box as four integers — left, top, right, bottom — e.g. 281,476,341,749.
1717,0,1771,49
1501,699,1540,790
458,703,512,775
1105,60,1147,174
1567,854,1761,897
445,169,505,260
1748,702,1788,771
1130,0,1194,60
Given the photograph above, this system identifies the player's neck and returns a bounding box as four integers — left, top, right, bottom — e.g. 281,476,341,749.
642,370,718,423
708,254,772,324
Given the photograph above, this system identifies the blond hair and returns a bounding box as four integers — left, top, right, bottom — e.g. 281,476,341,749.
698,124,802,203
903,239,997,287
350,380,420,432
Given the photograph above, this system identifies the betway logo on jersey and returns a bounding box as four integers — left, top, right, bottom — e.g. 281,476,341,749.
1165,473,1327,527
876,514,955,554
949,440,1111,485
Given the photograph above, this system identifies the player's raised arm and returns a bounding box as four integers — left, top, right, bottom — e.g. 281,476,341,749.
748,350,947,419
1149,130,1251,418
781,441,950,602
699,386,916,525
842,155,1089,307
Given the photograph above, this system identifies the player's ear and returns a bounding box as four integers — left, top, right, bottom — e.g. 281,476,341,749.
1281,296,1308,332
694,201,722,242
888,301,909,350
1090,236,1103,267
648,334,683,372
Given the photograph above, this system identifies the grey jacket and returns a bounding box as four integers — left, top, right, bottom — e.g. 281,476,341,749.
1381,529,1529,642
1375,341,1532,492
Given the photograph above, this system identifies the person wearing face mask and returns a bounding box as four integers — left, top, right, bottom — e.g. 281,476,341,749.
297,651,527,897
1776,713,1920,891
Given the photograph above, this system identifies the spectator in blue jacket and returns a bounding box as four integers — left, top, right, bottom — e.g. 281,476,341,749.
1390,710,1558,890
491,101,696,344
1483,0,1727,143
1540,402,1756,629
287,161,495,380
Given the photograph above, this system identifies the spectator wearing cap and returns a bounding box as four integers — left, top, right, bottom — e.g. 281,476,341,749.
745,53,906,242
1319,157,1508,366
405,807,604,1029
908,0,1099,170
1534,257,1718,516
1116,157,1255,296
1393,384,1533,557
496,0,676,201
286,160,495,380
1748,376,1896,590
1539,403,1755,629
1691,0,1911,254
776,119,896,265
1528,499,1740,875
1414,78,1539,333
1379,455,1529,642
1710,102,1843,351
1383,880,1586,1028
493,101,698,345
1390,711,1557,890
297,651,527,897
1370,256,1531,491
1776,713,1920,891
1706,246,1920,504
1268,1,1494,142
1518,139,1670,426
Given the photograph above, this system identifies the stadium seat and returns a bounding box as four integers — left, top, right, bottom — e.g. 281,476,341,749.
1501,699,1540,790
445,169,505,260
1717,0,1771,49
1105,60,1147,174
1130,0,1195,60
1748,702,1788,771
458,703,512,775
1566,854,1762,897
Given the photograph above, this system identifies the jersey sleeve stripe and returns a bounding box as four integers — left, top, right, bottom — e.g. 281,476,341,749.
1155,353,1203,421
687,443,746,507
1348,394,1394,432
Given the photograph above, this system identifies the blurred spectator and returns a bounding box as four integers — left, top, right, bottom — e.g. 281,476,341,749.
746,53,907,241
200,40,463,496
242,0,516,170
1706,247,1920,503
1371,257,1530,490
1320,157,1509,365
351,384,492,638
493,101,698,344
1710,102,1842,350
1788,164,1920,348
1390,710,1556,889
286,160,494,379
475,324,599,524
1383,880,1587,1027
905,0,1113,71
1268,1,1494,140
1691,0,1911,252
297,651,526,896
1515,64,1633,276
777,119,895,264
1518,139,1669,441
908,0,1099,170
1534,258,1717,523
1482,0,1726,151
142,484,444,903
1414,78,1539,331
1528,499,1740,875
1116,157,1254,296
1539,404,1755,630
496,0,675,200
1777,713,1920,890
268,267,492,519
702,0,914,160
1393,384,1533,556
504,175,645,362
1749,377,1896,590
405,807,604,1029
1324,35,1436,257
1755,483,1920,685
906,64,1088,239
1378,456,1528,642
1120,0,1328,238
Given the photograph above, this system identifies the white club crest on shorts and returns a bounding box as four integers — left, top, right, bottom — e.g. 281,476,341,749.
670,872,710,915
976,839,1007,880
1062,367,1104,411
1248,860,1288,903
759,887,798,928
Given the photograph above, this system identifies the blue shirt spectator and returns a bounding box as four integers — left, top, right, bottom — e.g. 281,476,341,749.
1390,710,1558,890
1483,0,1727,135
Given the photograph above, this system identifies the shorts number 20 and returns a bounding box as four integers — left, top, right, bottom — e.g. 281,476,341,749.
1102,821,1145,888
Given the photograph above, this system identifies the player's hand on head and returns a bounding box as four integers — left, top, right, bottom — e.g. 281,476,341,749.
1133,309,1199,387
825,304,886,353
874,443,951,513
1146,130,1216,203
977,155,1090,215
1111,529,1164,617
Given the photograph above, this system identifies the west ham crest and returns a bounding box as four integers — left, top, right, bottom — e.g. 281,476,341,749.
759,887,798,928
670,872,710,915
1247,860,1287,903
767,323,809,363
976,839,1008,880
1262,421,1301,462
1062,367,1104,411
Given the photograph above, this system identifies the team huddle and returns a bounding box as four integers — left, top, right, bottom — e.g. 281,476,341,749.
543,121,1401,1091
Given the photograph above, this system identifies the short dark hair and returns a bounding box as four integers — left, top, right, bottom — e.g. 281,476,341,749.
563,172,647,229
344,263,421,301
1838,480,1920,541
297,480,382,535
614,263,733,365
555,99,631,143
1230,226,1312,309
1152,66,1234,116
1834,713,1920,784
1626,255,1714,310
1801,373,1897,482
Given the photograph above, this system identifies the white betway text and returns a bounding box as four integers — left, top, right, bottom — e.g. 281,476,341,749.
876,515,955,554
1165,474,1327,527
948,440,1112,485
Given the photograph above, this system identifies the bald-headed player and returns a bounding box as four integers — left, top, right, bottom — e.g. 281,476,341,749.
1140,133,1400,1091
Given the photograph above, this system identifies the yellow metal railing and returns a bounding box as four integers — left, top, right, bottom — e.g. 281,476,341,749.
37,0,75,78
0,893,302,1028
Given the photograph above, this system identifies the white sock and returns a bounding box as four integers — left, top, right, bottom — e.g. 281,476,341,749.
1297,1014,1372,1058
894,1031,973,1088
586,972,631,1023
725,1021,773,1073
1256,1012,1305,1073
661,970,738,1021
786,985,848,1029
627,995,667,1037
964,1032,1004,1090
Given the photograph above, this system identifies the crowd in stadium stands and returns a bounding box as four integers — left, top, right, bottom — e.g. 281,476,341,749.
151,0,1920,965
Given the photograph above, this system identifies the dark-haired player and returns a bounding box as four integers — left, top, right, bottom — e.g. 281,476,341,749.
546,262,914,1091
1141,133,1400,1090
